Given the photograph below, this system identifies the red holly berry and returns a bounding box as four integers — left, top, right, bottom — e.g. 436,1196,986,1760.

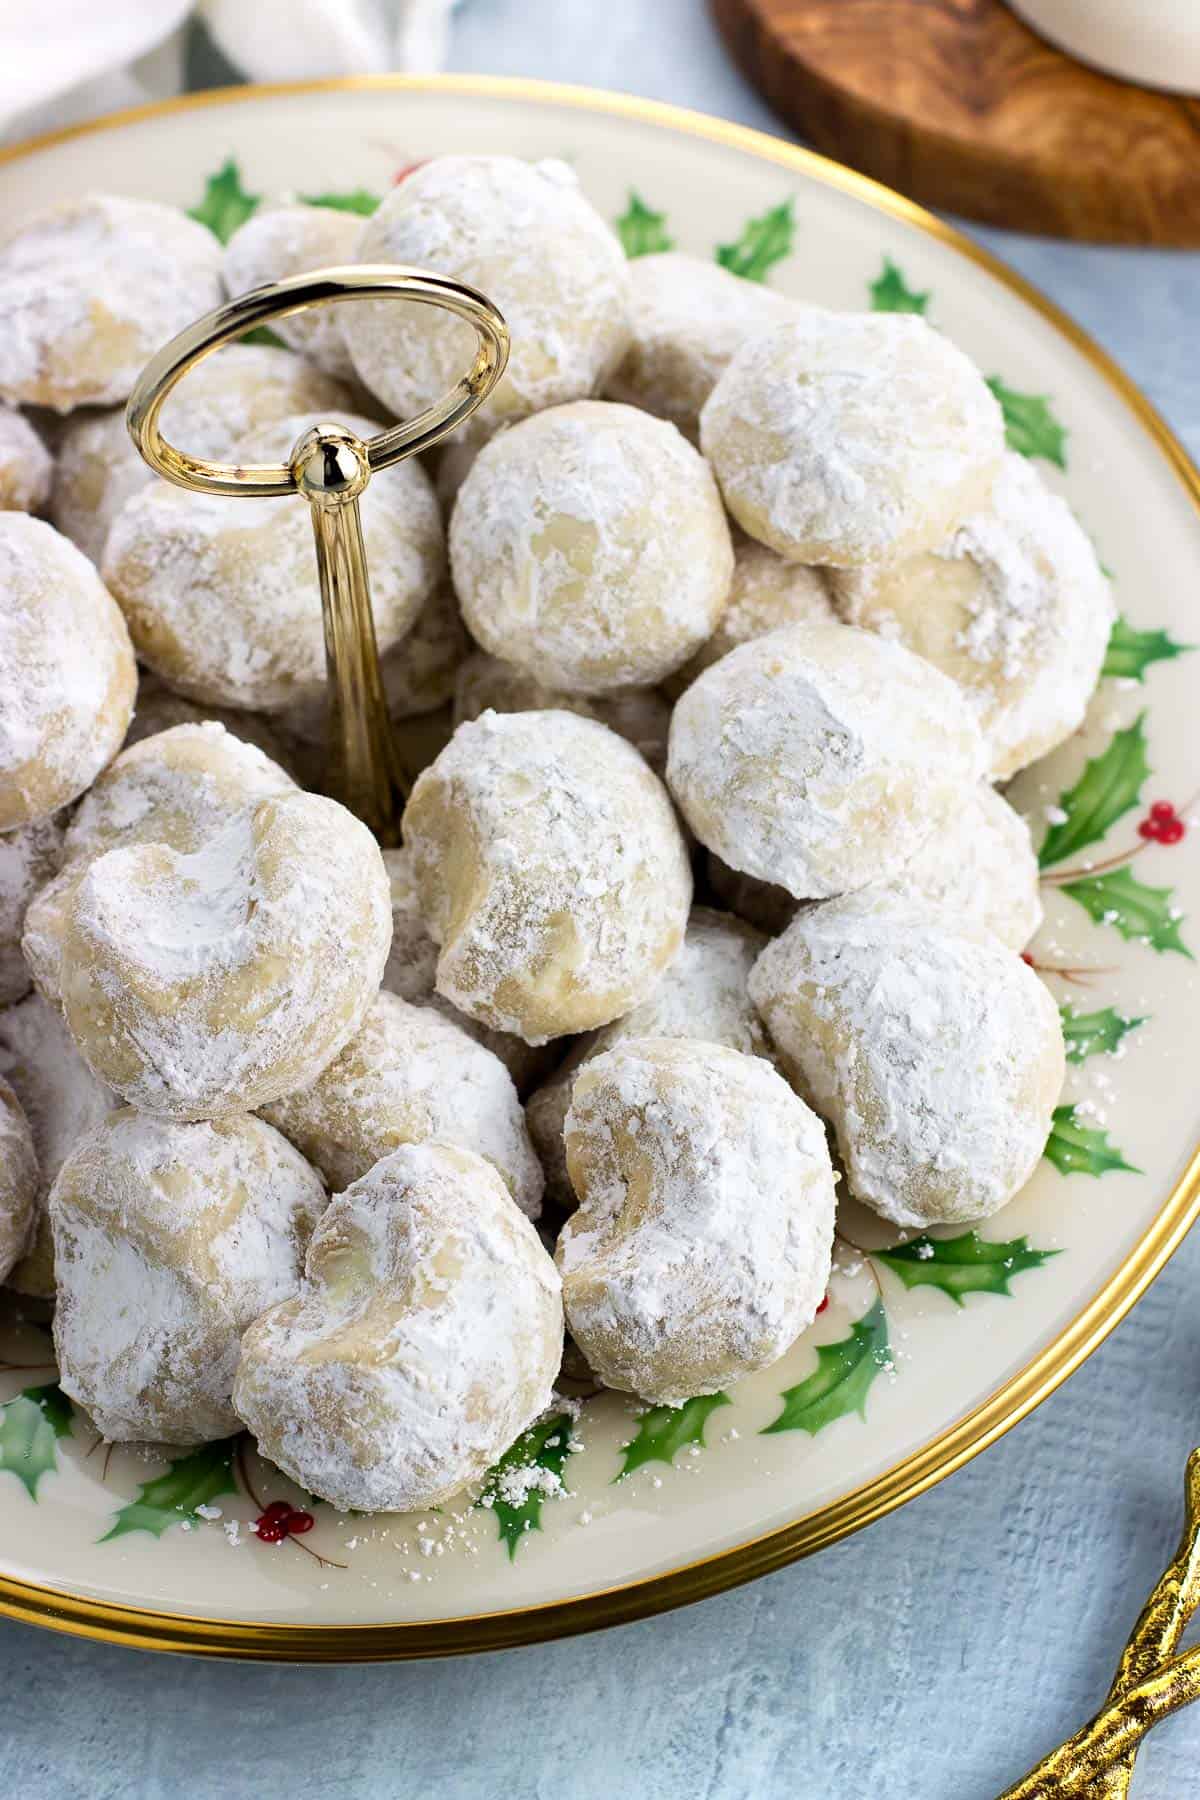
392,160,426,186
1138,801,1186,845
287,1509,315,1535
816,1293,829,1315
254,1499,314,1543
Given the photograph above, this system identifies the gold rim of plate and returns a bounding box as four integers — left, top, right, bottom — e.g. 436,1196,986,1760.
1,72,1199,1663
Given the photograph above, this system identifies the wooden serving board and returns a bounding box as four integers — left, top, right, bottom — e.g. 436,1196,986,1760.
711,0,1200,243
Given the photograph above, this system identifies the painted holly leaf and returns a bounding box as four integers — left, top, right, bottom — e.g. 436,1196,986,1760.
241,326,286,349
0,1383,72,1501
1060,865,1192,958
300,189,380,216
100,1437,239,1542
716,199,794,282
616,192,673,258
869,256,929,314
986,376,1068,468
762,1299,889,1437
189,158,260,243
1038,713,1150,868
617,1392,731,1477
1044,1104,1139,1177
478,1412,575,1559
1103,617,1192,683
874,1233,1057,1305
1060,1003,1146,1063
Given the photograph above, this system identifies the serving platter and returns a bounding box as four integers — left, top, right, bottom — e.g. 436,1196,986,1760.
1,74,1199,1662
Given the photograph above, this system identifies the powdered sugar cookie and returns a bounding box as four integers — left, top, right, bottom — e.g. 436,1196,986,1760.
749,893,1065,1227
0,196,222,413
0,515,136,830
450,401,732,694
52,345,358,567
233,1141,563,1513
700,311,1004,566
103,410,443,712
667,621,986,899
0,1076,36,1286
223,204,360,380
51,1109,325,1444
59,791,391,1120
0,815,63,1006
262,990,544,1216
557,1039,836,1404
878,782,1042,951
663,531,835,698
348,156,630,439
527,908,772,1208
830,453,1114,778
605,251,801,437
403,709,692,1044
453,652,672,773
0,406,52,514
0,993,114,1297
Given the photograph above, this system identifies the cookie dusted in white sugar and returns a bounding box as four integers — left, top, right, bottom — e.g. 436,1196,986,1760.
749,893,1065,1228
0,993,115,1297
103,410,443,712
22,722,296,1008
0,1076,36,1286
830,453,1114,779
223,204,360,380
663,530,835,698
667,621,986,900
0,196,223,412
0,516,136,830
403,710,692,1044
557,1039,836,1404
59,792,391,1120
700,311,1004,566
454,652,672,774
877,782,1042,951
263,991,544,1217
52,345,359,567
450,401,733,694
234,1141,563,1513
605,252,802,437
51,1109,325,1444
348,156,631,438
0,815,63,1005
528,908,773,1209
0,407,52,514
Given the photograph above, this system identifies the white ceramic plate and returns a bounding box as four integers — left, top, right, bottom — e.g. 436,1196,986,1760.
2,75,1199,1661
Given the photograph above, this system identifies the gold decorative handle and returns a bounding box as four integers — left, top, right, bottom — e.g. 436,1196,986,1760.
125,265,509,841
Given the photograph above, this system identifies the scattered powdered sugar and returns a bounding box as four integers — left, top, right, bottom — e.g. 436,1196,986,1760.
223,205,360,381
0,813,63,1004
557,1038,836,1405
0,405,52,514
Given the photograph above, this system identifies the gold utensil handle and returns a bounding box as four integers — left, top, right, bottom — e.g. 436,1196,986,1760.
125,265,509,842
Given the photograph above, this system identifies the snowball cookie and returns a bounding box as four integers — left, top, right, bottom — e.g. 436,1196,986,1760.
700,311,1005,567
749,894,1065,1228
0,816,63,1005
663,531,835,699
0,406,52,514
22,722,296,1007
878,782,1042,952
528,908,772,1209
668,620,986,900
829,453,1114,779
234,1141,563,1513
0,196,223,413
450,401,733,694
52,345,358,567
403,709,692,1044
223,204,359,381
604,252,800,438
348,156,631,441
454,651,672,773
103,409,443,713
557,1039,836,1405
59,791,391,1120
0,993,114,1297
262,991,544,1217
0,1076,36,1286
50,1110,325,1444
0,515,136,830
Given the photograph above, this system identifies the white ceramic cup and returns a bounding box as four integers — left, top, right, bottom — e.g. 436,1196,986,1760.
1008,0,1200,93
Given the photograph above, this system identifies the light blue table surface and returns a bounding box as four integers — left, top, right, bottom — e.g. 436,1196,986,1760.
4,6,1200,1796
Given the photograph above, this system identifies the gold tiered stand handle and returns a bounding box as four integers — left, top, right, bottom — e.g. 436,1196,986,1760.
125,265,510,845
